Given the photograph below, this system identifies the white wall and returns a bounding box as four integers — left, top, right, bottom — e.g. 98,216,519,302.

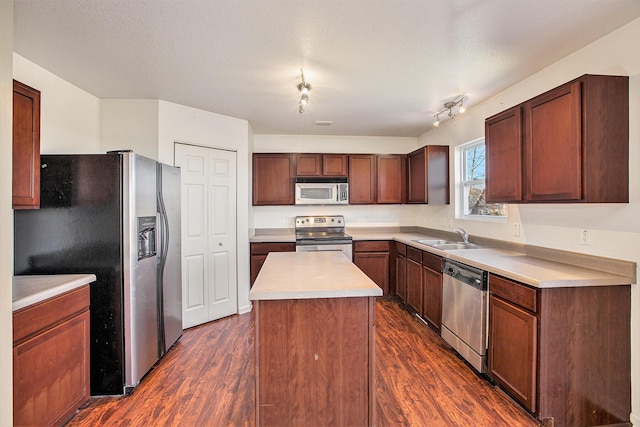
101,99,159,158
416,17,640,424
157,100,252,314
13,54,101,154
253,134,419,229
0,2,14,424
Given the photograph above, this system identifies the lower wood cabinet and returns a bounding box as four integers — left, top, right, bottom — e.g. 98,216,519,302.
405,247,423,314
250,242,295,285
488,292,537,411
421,251,443,332
255,297,376,425
13,285,90,427
395,243,407,303
488,274,631,427
353,240,390,295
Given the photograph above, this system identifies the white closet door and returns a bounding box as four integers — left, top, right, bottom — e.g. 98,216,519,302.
175,143,237,328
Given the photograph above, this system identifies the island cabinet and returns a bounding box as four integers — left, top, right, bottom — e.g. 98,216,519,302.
421,251,443,332
353,240,390,295
252,153,295,205
488,274,631,427
250,252,381,426
407,145,449,204
250,242,295,285
376,154,406,204
349,154,376,204
405,246,423,314
485,74,629,204
295,153,348,176
13,285,90,426
13,80,41,210
395,243,407,303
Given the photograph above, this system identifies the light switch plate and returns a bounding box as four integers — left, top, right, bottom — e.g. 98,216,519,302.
580,229,591,245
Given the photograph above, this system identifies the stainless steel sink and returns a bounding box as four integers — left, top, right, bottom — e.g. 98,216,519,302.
412,239,481,250
413,239,450,245
430,242,481,250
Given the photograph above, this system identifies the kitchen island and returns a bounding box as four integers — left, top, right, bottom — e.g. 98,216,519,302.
249,251,382,427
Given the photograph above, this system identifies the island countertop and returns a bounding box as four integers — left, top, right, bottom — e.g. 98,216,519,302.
249,251,383,300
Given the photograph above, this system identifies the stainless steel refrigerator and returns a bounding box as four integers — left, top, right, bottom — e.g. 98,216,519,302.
14,151,183,396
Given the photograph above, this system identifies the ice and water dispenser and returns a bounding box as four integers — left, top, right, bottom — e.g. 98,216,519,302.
137,216,157,260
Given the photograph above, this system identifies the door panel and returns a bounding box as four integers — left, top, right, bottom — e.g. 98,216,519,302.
176,143,237,328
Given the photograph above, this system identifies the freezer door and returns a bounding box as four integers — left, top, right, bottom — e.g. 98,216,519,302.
157,163,183,354
122,153,160,392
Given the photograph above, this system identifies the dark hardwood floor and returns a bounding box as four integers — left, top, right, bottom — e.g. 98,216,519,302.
66,299,540,426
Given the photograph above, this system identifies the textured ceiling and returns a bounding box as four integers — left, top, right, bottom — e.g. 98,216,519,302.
13,0,640,137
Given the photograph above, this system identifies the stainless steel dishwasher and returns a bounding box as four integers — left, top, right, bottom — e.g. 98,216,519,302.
441,259,488,373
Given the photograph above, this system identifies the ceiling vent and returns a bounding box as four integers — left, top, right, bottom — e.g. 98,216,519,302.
314,121,333,127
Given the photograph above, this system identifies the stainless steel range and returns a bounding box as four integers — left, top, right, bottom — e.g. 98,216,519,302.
295,215,353,261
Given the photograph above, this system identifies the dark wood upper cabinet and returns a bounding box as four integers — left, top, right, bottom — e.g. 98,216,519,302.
252,153,295,205
407,145,449,204
295,153,348,177
13,80,41,210
485,74,629,203
376,154,406,204
349,154,376,204
485,107,523,203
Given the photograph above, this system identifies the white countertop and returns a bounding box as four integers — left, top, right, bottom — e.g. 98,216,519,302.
249,251,383,300
251,229,634,288
13,274,97,311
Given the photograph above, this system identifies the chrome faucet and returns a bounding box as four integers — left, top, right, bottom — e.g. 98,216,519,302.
453,228,469,244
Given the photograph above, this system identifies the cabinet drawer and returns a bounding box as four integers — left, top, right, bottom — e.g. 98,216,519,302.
354,240,389,252
13,285,90,344
406,246,422,263
489,274,537,313
422,251,442,272
396,242,407,256
250,242,295,255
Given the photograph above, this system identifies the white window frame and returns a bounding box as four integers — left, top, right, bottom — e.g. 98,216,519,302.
456,137,507,222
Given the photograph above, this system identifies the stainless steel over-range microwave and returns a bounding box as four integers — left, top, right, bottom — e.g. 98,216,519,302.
295,178,349,205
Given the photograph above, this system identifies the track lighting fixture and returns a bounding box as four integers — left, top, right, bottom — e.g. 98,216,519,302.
297,69,311,113
432,95,466,126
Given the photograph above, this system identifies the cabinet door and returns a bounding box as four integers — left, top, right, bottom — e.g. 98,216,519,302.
349,154,376,204
376,155,406,204
322,154,348,176
406,258,423,314
353,252,389,295
250,242,295,285
250,255,267,286
13,80,41,209
14,311,90,426
488,294,537,412
407,146,449,204
295,153,322,176
253,154,295,205
422,266,442,331
485,107,523,202
407,148,426,203
396,254,406,303
524,81,582,201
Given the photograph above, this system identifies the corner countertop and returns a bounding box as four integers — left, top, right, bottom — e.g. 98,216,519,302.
249,251,383,300
251,228,635,289
13,274,97,312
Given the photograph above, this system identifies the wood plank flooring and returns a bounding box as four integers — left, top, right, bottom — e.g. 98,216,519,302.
65,299,540,426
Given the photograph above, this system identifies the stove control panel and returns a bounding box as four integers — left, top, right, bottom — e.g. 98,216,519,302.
295,215,345,228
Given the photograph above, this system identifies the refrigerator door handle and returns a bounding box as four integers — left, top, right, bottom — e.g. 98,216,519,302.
156,166,170,356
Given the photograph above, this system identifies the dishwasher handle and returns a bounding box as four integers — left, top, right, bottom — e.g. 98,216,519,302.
443,260,487,290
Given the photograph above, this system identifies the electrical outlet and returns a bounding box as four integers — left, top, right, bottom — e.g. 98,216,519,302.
580,229,591,245
513,223,520,237
285,216,293,226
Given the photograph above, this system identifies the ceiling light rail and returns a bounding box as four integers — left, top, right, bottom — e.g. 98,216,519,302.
297,69,312,114
433,94,466,127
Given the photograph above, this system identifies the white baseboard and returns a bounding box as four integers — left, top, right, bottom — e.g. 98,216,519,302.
238,302,253,315
630,412,639,426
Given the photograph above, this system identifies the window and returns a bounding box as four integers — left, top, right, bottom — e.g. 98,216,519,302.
458,139,507,219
